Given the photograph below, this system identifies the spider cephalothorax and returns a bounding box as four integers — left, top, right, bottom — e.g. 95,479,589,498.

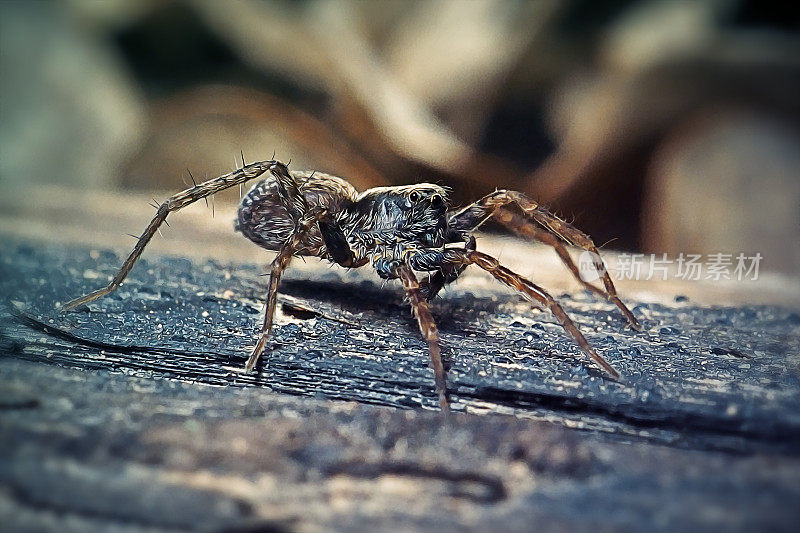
346,184,451,247
237,178,452,265
62,159,640,413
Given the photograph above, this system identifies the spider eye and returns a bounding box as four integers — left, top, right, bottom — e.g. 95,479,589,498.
430,194,443,207
409,191,421,202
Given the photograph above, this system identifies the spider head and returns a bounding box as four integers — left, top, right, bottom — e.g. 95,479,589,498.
357,184,450,247
396,184,450,246
402,184,449,215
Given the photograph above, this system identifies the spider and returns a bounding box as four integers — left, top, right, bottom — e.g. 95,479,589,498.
61,159,640,413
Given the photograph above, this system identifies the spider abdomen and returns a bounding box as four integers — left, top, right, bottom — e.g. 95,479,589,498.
236,170,357,256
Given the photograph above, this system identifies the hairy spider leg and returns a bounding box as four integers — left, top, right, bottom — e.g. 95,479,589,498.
448,190,640,330
406,248,620,379
497,208,638,326
245,206,329,372
269,159,309,222
60,160,284,311
417,236,476,301
465,250,619,378
394,263,450,414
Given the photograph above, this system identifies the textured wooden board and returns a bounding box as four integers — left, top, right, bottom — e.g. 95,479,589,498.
2,239,800,531
2,358,800,532
3,241,800,450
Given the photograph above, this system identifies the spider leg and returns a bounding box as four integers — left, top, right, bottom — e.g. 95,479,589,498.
418,236,476,301
270,160,309,223
60,160,285,312
418,270,450,302
394,263,450,413
496,208,638,325
449,191,640,330
318,218,369,268
406,248,620,379
466,250,619,378
245,207,329,372
525,206,639,331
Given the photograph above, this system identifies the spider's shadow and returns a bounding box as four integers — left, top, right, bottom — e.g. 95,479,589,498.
276,277,504,330
280,278,393,309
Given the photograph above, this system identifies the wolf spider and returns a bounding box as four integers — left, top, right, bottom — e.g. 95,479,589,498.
61,159,640,412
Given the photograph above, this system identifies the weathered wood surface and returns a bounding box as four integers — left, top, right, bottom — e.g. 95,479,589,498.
2,239,800,531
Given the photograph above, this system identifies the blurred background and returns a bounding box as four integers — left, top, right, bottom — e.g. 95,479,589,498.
1,0,798,277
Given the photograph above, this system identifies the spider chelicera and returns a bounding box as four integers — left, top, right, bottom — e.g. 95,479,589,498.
61,159,640,412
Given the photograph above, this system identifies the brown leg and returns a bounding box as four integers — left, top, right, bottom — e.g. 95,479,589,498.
394,263,450,414
449,190,639,330
463,250,620,379
60,160,284,312
496,208,640,330
245,207,328,372
525,207,639,331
